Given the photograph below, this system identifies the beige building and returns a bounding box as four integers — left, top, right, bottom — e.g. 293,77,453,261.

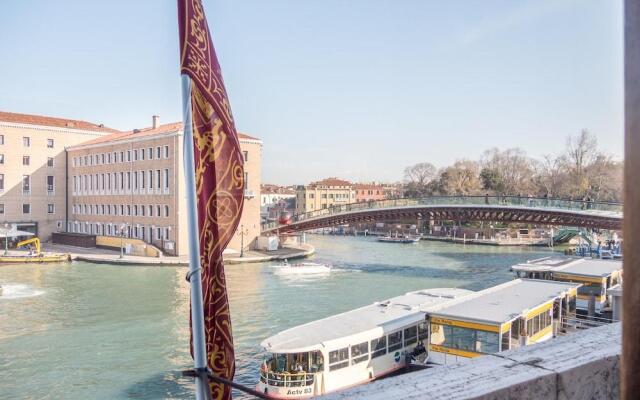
66,116,262,256
0,111,116,240
295,178,355,215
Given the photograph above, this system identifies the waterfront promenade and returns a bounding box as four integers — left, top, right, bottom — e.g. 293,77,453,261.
40,243,314,266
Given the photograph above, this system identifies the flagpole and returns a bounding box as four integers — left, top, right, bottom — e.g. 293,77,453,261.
181,74,211,400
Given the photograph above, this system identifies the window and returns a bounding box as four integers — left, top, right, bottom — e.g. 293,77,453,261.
140,149,145,160
0,174,4,191
156,146,161,159
148,170,153,189
23,137,30,147
127,150,131,162
164,169,169,189
418,321,428,341
0,154,4,164
388,331,403,352
148,147,153,159
22,203,31,214
163,145,169,158
120,172,124,190
134,205,138,216
0,135,3,144
47,176,54,192
156,170,161,189
133,149,138,161
141,205,145,216
328,348,349,371
164,205,169,217
23,155,30,165
120,151,124,163
404,326,418,347
47,157,54,167
47,204,55,214
577,283,604,297
108,153,112,163
501,330,510,352
127,205,131,216
371,336,387,358
0,204,4,214
47,138,54,148
430,324,499,354
101,154,105,164
526,310,552,338
127,172,131,190
156,205,161,217
351,342,369,364
22,175,30,192
148,205,153,217
120,205,124,215
140,171,146,189
243,150,248,161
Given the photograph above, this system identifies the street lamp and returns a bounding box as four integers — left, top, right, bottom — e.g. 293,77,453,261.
237,224,250,258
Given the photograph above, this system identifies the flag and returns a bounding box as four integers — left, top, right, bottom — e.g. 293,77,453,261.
178,0,244,398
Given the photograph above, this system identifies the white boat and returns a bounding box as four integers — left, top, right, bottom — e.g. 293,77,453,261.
377,235,420,243
256,288,473,398
273,261,331,275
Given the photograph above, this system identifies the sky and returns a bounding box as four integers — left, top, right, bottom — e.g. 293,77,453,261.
0,0,623,185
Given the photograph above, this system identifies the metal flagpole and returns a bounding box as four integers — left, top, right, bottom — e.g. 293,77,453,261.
181,74,210,400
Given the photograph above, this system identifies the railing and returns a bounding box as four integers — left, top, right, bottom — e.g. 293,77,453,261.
561,313,617,330
259,371,315,387
263,195,623,231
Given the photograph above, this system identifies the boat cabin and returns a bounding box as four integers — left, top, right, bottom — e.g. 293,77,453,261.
257,288,473,398
428,279,580,365
511,257,622,314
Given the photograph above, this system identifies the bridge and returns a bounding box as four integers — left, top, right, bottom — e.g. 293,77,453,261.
261,196,622,234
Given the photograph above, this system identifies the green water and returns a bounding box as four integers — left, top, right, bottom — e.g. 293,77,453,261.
0,235,557,399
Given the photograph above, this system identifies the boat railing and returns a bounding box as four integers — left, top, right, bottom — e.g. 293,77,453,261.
561,314,617,330
259,370,315,387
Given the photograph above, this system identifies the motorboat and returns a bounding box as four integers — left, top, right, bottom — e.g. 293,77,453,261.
377,235,420,243
272,261,331,275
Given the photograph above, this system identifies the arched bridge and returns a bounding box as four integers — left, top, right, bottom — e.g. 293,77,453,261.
262,196,623,234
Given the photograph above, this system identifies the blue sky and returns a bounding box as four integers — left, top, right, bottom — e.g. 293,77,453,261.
0,0,623,184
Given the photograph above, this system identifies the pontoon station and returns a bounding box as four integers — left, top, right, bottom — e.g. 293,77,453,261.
257,288,472,398
510,257,622,315
428,279,580,365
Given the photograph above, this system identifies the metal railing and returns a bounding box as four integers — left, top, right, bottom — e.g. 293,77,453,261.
263,195,623,231
259,371,315,387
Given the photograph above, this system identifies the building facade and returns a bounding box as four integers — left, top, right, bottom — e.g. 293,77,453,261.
261,184,296,222
295,178,355,215
354,183,387,203
66,117,262,256
0,111,115,240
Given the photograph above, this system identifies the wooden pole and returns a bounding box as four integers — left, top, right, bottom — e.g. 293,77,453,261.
623,1,640,397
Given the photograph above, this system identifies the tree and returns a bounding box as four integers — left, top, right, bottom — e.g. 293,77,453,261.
435,160,482,195
403,162,437,197
480,148,535,195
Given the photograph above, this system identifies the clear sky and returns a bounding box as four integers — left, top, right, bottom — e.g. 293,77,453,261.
0,0,623,185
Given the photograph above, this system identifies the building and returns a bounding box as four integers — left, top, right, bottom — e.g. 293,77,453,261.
0,111,116,240
353,182,387,203
66,116,262,256
295,178,355,215
261,184,296,222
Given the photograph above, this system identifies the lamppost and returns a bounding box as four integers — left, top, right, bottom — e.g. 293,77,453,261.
237,224,249,258
3,223,9,256
119,223,126,259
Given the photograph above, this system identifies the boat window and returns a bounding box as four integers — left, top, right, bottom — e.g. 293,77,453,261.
388,331,403,352
418,322,428,341
501,329,510,351
511,319,521,340
351,342,369,365
430,324,499,354
526,310,552,338
328,347,349,371
371,336,387,358
577,283,604,297
404,326,418,347
568,296,577,314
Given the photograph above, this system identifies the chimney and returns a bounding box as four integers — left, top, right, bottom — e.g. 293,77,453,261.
152,115,160,129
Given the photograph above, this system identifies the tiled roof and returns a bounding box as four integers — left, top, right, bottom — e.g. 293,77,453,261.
354,183,385,190
261,184,296,194
73,121,259,147
308,178,352,188
0,111,120,133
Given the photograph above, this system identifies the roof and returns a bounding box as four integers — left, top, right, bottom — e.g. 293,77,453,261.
354,183,385,190
260,288,473,353
511,257,622,278
307,177,352,188
261,184,296,195
430,279,580,326
70,121,259,148
0,111,119,133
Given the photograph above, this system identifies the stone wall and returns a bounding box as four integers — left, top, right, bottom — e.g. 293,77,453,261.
321,323,620,400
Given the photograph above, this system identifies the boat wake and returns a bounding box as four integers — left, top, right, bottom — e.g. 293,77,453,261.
0,284,45,300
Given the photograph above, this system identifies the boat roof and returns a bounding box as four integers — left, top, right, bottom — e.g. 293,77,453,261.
511,257,622,278
430,279,580,326
260,288,473,354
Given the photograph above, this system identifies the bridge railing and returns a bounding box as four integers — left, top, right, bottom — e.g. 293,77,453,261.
262,195,622,231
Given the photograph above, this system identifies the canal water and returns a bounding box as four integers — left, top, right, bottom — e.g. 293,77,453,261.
0,235,557,399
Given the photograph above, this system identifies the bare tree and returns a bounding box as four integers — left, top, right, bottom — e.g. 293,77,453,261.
404,162,437,197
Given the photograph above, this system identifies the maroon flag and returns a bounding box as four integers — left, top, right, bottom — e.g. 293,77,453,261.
178,0,244,398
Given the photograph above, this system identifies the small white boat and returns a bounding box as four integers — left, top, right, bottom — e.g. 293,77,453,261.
273,261,331,275
377,235,420,243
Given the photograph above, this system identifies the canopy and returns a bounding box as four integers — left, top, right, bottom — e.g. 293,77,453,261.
0,227,35,238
